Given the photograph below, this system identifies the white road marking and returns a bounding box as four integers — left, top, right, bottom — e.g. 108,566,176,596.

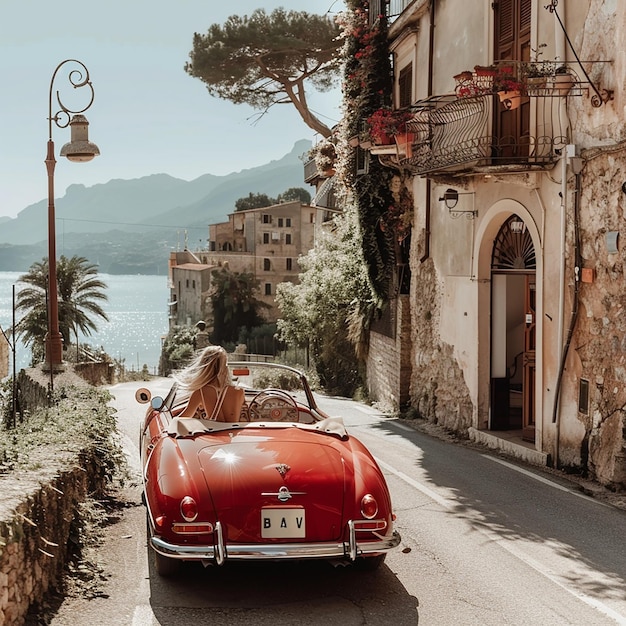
132,604,155,625
376,458,453,510
483,455,609,507
378,456,626,624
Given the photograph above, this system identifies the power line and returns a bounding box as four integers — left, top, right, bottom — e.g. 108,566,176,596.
57,217,209,231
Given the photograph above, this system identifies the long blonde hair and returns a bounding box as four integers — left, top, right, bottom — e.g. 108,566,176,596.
175,345,230,391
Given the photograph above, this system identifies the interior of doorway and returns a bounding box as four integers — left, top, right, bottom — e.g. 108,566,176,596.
490,273,534,439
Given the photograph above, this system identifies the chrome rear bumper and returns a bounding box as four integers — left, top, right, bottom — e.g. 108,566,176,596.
150,520,401,564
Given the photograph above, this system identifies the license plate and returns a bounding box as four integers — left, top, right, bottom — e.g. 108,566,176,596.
261,507,306,538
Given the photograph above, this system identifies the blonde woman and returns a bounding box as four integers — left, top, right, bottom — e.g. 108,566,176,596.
176,345,244,422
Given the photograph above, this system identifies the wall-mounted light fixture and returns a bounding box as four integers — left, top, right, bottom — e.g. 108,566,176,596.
438,188,476,219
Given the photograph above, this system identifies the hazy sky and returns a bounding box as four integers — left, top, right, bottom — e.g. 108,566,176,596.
0,0,343,219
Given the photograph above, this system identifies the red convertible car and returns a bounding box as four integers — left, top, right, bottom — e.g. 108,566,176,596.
137,361,400,576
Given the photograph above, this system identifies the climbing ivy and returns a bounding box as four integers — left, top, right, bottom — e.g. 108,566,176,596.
338,0,396,305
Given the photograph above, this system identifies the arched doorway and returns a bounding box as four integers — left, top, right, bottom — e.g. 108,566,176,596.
490,214,536,442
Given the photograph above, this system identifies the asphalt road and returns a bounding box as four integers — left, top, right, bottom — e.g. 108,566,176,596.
47,379,626,625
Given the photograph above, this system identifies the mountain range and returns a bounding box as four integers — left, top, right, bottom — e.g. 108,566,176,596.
0,139,313,275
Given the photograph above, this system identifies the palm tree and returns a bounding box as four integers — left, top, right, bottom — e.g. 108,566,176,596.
16,255,109,360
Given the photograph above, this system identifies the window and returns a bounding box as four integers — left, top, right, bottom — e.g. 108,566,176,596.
186,279,189,288
262,214,271,224
265,283,272,295
579,379,590,415
285,234,292,245
286,258,292,270
310,213,315,223
286,218,292,227
263,258,271,271
192,280,196,289
278,218,284,227
263,233,270,244
356,146,369,176
398,63,413,107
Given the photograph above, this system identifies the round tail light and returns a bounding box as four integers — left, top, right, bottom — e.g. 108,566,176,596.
360,494,379,519
180,496,198,522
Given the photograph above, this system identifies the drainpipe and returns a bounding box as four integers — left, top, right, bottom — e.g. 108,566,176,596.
420,0,435,263
551,155,582,468
551,149,568,468
550,2,568,468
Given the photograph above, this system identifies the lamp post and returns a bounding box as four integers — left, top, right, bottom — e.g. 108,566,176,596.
45,59,100,376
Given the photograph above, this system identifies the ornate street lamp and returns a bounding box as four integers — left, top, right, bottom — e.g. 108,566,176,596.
45,60,100,376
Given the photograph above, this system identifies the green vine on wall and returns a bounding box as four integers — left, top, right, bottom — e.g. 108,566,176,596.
339,0,397,306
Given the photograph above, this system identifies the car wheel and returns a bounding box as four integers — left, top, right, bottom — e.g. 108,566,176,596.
154,551,181,577
354,554,386,571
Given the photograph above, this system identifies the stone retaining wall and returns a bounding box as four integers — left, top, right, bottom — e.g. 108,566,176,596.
0,369,107,625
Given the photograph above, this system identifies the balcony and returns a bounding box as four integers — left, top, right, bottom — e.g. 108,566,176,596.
371,90,582,176
405,92,567,175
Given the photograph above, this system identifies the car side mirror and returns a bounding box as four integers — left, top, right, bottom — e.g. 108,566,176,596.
151,396,165,411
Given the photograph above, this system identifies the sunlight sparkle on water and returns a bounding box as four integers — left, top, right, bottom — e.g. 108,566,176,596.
0,272,168,373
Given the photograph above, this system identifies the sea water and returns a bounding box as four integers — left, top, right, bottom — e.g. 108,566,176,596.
0,271,169,374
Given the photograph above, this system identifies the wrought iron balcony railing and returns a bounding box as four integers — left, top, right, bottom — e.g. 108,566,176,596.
368,90,575,176
368,0,414,24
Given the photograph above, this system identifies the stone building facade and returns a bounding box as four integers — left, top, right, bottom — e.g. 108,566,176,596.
168,201,337,330
359,0,626,486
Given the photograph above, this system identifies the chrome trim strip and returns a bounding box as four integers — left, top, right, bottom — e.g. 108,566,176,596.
215,521,225,565
348,520,357,561
150,528,401,563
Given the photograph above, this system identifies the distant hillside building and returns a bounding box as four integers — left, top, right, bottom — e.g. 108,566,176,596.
168,200,338,330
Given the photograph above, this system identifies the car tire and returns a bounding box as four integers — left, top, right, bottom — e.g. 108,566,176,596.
154,551,181,577
354,554,386,571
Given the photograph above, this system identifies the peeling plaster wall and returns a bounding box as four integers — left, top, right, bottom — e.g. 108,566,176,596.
563,149,626,485
408,254,473,434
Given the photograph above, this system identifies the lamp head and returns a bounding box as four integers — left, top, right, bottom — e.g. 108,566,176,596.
59,114,100,162
439,188,459,209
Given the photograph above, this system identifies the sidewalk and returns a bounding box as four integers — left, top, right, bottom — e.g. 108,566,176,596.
398,417,626,513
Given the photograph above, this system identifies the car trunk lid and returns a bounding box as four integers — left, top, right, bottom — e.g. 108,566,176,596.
197,430,346,542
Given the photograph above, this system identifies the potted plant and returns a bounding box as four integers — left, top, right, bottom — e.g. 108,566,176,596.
309,139,337,176
552,64,575,96
522,44,558,95
473,64,498,92
454,68,489,97
366,107,414,144
493,65,523,110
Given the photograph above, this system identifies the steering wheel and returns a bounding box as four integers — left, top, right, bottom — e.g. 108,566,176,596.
249,389,299,422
